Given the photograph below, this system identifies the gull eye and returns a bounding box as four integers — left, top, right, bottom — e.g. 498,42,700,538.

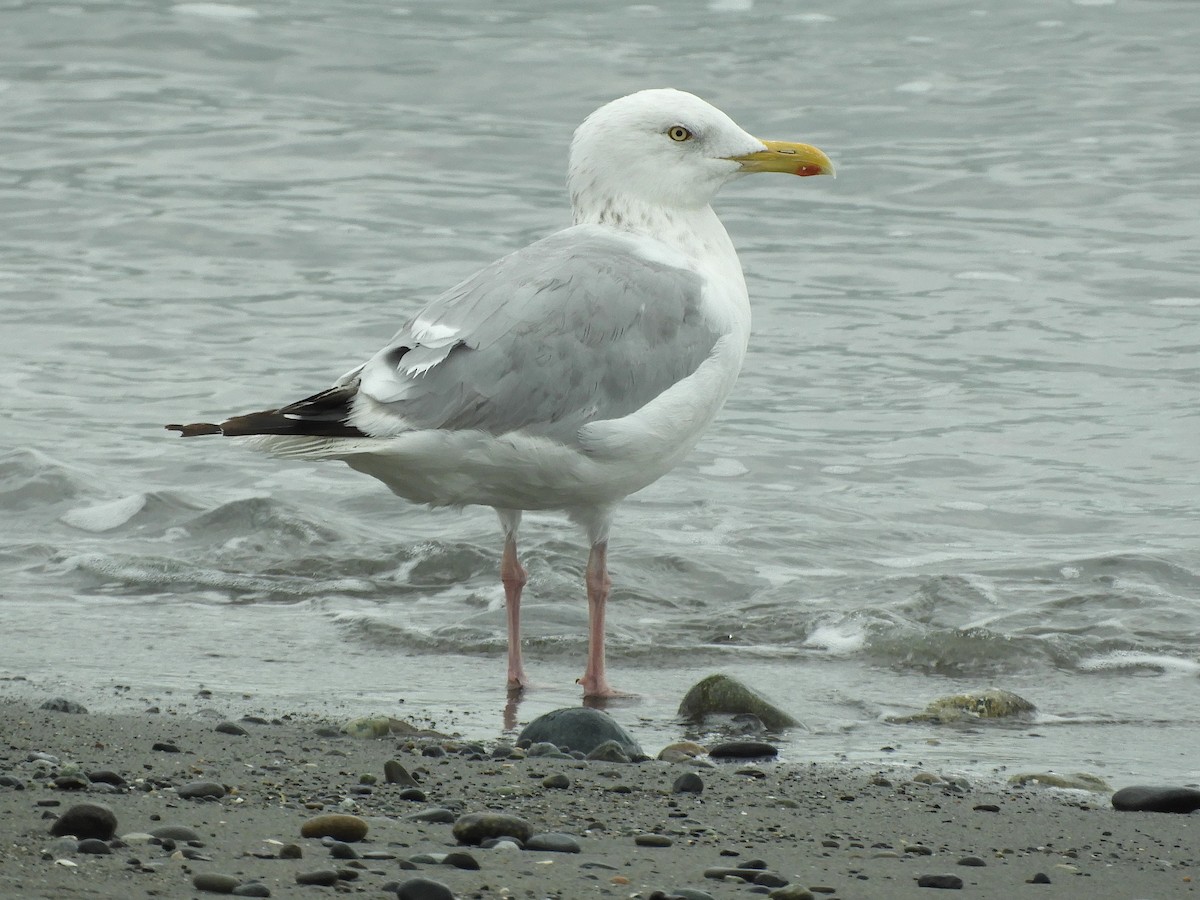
667,125,693,142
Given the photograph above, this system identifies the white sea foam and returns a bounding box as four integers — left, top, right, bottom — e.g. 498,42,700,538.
60,495,147,533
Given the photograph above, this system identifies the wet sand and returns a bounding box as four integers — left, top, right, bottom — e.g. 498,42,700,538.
0,697,1194,899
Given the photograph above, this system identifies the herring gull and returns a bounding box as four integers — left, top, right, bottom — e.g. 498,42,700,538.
167,88,834,697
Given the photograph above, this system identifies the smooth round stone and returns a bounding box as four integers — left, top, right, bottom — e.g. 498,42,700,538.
393,877,455,900
673,772,704,794
294,869,339,886
916,874,964,889
87,770,126,787
753,872,789,888
177,781,227,799
300,814,368,842
708,741,778,760
442,850,480,870
54,775,89,791
1112,785,1200,813
215,721,249,736
398,788,427,802
957,856,987,867
151,825,202,842
328,841,359,860
50,803,117,840
277,843,303,859
650,891,718,900
766,888,815,900
0,775,27,790
517,707,643,757
405,807,455,824
192,872,240,894
39,698,88,714
525,832,581,853
231,884,271,898
452,812,534,845
77,838,112,854
542,773,571,789
586,740,632,763
703,867,756,882
635,833,673,847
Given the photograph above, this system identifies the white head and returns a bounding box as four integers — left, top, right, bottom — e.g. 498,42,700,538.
567,88,833,224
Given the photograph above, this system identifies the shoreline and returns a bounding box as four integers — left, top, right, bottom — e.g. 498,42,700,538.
1,696,1195,899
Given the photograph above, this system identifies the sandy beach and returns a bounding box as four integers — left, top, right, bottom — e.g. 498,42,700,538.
0,694,1195,900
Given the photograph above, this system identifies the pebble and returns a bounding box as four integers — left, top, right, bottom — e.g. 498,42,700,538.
278,843,303,859
518,707,644,757
1027,872,1051,884
586,740,632,763
442,850,480,870
672,772,704,794
0,775,26,790
86,770,126,787
215,721,249,736
76,838,112,854
650,891,717,900
391,877,456,900
916,873,964,889
53,774,89,791
635,834,674,847
50,803,117,840
525,832,581,853
768,888,815,900
193,872,241,893
957,856,987,867
151,825,201,842
703,867,758,882
384,759,421,787
542,773,571,789
300,814,368,842
295,868,340,886
754,872,790,888
406,807,456,824
452,812,534,845
177,780,227,799
1111,785,1200,813
708,740,779,760
39,698,88,714
231,884,271,898
398,788,427,802
152,741,181,753
328,841,359,859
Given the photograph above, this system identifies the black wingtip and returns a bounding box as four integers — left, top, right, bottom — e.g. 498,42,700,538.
165,423,223,437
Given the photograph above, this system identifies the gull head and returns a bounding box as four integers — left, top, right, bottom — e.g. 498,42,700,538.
568,88,833,221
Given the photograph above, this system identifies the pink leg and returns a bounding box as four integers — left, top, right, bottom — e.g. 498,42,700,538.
578,540,626,698
501,534,528,692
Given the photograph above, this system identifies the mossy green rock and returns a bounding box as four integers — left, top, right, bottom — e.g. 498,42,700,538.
677,674,800,730
887,689,1036,724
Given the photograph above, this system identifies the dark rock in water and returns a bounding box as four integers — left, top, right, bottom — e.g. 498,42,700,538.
384,759,421,787
300,814,368,842
518,707,643,757
177,780,226,799
1112,785,1200,813
678,674,799,730
50,802,117,840
77,838,112,854
672,772,704,794
916,873,964,889
709,740,779,760
151,825,202,842
192,872,240,894
1009,772,1111,792
452,812,534,845
392,877,456,900
215,721,249,736
294,869,340,886
586,740,631,763
40,697,88,714
525,832,581,853
889,689,1036,725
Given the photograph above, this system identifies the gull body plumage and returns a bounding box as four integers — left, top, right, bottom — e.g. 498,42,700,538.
168,88,833,697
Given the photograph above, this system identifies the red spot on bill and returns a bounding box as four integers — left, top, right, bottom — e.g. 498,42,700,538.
795,163,824,177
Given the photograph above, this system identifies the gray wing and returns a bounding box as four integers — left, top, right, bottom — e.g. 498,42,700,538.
352,225,720,444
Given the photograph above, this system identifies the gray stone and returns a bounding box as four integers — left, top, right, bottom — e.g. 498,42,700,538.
384,759,421,787
177,780,226,799
517,707,643,757
215,721,249,736
525,832,581,853
768,888,815,900
393,877,456,900
957,856,987,866
677,674,799,729
452,812,534,845
753,872,789,888
277,843,303,859
542,773,570,789
231,884,271,898
916,873,964,889
86,770,125,787
39,698,88,714
193,872,241,894
76,838,112,854
294,869,340,886
151,825,201,842
586,740,631,763
1112,785,1200,813
672,772,704,794
442,851,480,870
54,774,89,791
635,833,673,847
709,740,778,760
328,841,358,859
405,807,456,824
50,803,117,840
890,689,1036,725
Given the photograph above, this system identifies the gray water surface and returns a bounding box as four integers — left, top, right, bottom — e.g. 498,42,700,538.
2,0,1198,781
